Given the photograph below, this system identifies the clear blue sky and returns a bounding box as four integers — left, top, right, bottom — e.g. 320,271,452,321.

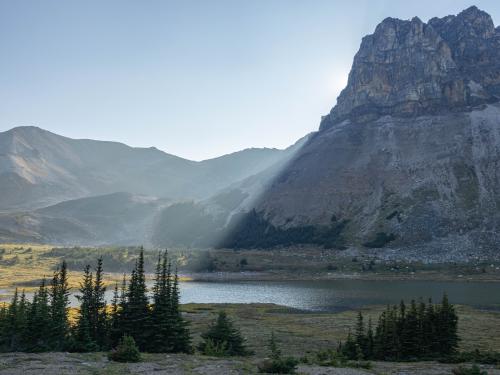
1,1,498,160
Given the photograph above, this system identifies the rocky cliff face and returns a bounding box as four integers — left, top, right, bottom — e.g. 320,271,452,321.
320,6,500,128
236,7,500,261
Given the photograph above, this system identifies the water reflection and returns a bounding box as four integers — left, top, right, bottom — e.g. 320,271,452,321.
12,279,500,312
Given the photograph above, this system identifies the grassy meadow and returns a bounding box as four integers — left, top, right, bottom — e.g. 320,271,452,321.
1,243,499,354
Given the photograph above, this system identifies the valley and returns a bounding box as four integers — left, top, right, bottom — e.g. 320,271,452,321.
1,4,500,374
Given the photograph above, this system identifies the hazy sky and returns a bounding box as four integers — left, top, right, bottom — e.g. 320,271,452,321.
1,1,499,160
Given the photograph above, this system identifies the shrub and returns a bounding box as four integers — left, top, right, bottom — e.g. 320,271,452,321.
313,349,344,367
200,338,229,357
258,357,299,374
346,361,373,370
304,348,372,370
452,365,488,375
443,350,500,365
258,332,298,374
108,335,141,363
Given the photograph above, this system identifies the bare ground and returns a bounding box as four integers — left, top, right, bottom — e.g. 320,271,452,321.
0,352,499,375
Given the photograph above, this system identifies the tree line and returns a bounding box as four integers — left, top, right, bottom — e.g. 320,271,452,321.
340,294,459,361
0,249,191,353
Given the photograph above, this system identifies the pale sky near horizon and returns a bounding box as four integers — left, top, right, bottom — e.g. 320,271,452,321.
1,1,499,160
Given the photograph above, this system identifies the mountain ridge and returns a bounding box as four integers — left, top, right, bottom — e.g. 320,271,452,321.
320,6,500,130
227,6,500,261
0,125,296,211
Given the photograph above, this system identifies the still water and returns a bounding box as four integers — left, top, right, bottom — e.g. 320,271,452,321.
58,279,500,312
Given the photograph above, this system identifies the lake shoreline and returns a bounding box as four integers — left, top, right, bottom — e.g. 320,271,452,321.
183,270,500,283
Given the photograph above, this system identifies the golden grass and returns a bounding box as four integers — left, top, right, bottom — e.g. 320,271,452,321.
0,243,122,295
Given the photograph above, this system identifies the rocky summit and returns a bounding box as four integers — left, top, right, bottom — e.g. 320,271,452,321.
234,7,500,261
320,6,500,128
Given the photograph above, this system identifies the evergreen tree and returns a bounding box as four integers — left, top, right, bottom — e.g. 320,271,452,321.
416,299,427,357
342,330,358,359
354,311,367,359
108,334,141,363
373,311,387,359
121,248,150,350
149,251,168,352
4,289,26,351
169,267,192,353
424,298,437,356
436,293,459,356
92,257,107,349
199,311,248,356
49,261,69,350
366,317,374,359
72,265,97,352
400,299,419,359
25,279,52,352
108,282,121,346
0,303,8,351
354,295,460,361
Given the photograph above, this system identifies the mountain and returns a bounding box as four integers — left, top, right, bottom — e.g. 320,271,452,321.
0,127,307,246
3,6,500,258
225,7,500,261
150,134,310,247
0,126,289,211
0,192,168,245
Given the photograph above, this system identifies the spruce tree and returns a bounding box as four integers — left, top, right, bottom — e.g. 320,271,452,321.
416,299,427,357
0,302,7,351
109,274,127,347
149,251,173,352
170,267,192,353
199,311,247,356
25,279,52,352
122,248,150,350
354,311,367,359
366,317,374,359
92,257,107,349
108,282,121,346
424,298,437,356
400,300,419,359
5,289,22,351
342,330,358,359
49,261,69,350
437,293,459,356
73,265,97,352
361,295,460,361
373,311,387,359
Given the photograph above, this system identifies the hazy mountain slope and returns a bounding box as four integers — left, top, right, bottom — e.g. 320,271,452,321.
0,126,288,211
225,6,500,260
0,192,168,245
0,129,306,245
150,134,311,248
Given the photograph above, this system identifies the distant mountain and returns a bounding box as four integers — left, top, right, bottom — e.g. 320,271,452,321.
0,127,307,246
225,6,500,261
0,192,167,245
0,126,289,211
